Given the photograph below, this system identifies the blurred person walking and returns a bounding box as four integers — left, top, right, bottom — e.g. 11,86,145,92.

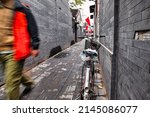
0,0,40,99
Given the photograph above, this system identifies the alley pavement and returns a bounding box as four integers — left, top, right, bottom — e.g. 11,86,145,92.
0,40,107,100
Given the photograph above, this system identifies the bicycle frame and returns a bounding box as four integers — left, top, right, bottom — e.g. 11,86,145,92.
84,67,90,100
79,37,101,100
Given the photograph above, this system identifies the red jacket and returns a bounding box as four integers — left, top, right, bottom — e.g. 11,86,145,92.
13,1,40,60
13,11,31,61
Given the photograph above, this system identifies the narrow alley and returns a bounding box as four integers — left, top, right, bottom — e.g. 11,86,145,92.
0,40,107,100
0,0,150,100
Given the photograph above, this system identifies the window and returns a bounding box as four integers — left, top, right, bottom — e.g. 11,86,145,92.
134,31,150,41
90,5,95,13
90,15,94,19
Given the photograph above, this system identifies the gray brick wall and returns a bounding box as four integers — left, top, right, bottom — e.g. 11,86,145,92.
118,0,150,99
99,0,114,98
99,0,150,99
0,0,74,84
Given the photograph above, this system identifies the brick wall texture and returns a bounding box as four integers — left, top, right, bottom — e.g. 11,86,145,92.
0,0,74,83
99,0,150,99
99,0,114,99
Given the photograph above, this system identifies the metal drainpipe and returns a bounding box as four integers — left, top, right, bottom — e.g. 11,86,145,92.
75,17,78,43
55,0,58,45
110,0,120,100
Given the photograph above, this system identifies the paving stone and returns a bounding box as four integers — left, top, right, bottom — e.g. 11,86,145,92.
0,40,107,100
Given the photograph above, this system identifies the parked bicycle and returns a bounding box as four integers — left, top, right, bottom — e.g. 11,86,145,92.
79,37,101,100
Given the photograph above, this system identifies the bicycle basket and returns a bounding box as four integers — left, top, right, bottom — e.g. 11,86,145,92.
80,49,98,61
91,40,101,50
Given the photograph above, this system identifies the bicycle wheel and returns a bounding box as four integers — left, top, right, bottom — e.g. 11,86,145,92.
89,61,95,99
81,62,91,100
80,62,85,100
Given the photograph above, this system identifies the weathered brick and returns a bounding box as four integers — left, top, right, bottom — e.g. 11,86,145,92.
127,8,135,18
134,12,142,22
126,24,134,31
127,46,140,57
133,40,150,51
99,0,150,99
134,1,145,14
140,50,150,62
142,8,150,20
129,0,143,10
134,19,150,31
126,31,135,39
128,15,135,24
128,52,148,68
143,0,150,9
